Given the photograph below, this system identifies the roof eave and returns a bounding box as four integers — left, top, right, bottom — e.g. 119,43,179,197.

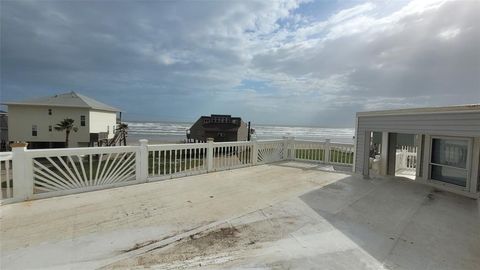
357,104,480,117
3,102,120,112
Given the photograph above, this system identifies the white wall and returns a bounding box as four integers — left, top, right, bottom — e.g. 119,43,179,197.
89,110,117,139
8,105,90,146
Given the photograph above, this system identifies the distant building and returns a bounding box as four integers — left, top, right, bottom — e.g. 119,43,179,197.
3,91,120,149
0,110,8,151
187,114,249,142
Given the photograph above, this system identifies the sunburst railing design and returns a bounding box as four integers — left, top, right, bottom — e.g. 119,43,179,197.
257,140,284,164
31,148,138,194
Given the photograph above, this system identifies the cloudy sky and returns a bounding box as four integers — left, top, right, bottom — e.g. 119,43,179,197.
1,0,479,127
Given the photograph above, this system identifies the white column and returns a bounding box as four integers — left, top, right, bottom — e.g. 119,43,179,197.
380,132,389,175
324,139,331,164
252,138,258,165
206,138,214,172
289,136,295,160
470,137,479,194
138,139,148,182
11,142,34,201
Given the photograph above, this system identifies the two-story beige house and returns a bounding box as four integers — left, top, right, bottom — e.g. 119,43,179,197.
4,91,120,149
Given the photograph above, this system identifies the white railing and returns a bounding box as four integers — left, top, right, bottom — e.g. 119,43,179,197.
212,141,254,171
292,139,355,166
257,140,285,164
329,142,356,165
147,143,208,180
3,138,354,203
395,147,417,171
1,152,13,201
28,146,140,199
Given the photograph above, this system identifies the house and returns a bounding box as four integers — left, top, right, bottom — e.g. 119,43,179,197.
187,114,249,142
354,104,480,198
3,91,120,149
0,110,8,151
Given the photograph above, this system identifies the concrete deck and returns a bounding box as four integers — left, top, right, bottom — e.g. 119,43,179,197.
1,162,479,269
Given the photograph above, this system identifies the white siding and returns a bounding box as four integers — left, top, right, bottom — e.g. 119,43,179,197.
7,105,90,146
89,110,117,139
355,111,480,173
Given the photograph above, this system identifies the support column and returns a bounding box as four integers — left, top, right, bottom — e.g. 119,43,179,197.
206,138,214,172
138,139,148,182
11,142,34,201
380,132,389,176
470,137,480,193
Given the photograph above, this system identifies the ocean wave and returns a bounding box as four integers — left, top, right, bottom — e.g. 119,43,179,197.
125,121,354,143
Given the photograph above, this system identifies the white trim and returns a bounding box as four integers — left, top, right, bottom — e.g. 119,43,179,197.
357,104,480,117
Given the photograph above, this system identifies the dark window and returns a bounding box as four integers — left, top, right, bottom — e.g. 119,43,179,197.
204,119,210,124
49,125,52,132
80,115,86,126
32,125,38,136
48,109,52,115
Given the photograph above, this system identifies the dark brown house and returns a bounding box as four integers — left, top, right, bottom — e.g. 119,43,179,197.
187,114,249,142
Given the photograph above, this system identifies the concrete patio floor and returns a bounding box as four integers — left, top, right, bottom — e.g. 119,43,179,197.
1,161,479,269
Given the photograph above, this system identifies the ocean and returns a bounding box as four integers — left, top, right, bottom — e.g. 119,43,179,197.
125,121,355,144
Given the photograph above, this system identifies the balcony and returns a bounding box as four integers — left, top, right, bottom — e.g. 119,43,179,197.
0,140,478,269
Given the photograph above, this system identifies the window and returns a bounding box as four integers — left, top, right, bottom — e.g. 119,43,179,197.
80,115,86,126
430,138,470,187
204,119,210,124
48,109,52,115
32,125,37,136
49,125,52,132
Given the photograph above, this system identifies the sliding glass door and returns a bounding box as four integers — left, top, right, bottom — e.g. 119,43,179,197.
429,137,471,187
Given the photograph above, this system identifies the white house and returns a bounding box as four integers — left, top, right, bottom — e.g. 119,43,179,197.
354,104,480,198
4,91,120,148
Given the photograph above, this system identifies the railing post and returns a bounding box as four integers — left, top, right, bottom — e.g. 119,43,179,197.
138,139,148,182
289,136,295,160
324,139,331,164
207,138,214,172
251,138,258,165
11,142,34,201
282,136,294,160
282,136,288,160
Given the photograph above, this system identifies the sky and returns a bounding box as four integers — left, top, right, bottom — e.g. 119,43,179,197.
1,0,479,127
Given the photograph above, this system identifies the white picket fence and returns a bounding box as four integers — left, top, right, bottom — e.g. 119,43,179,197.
1,138,354,204
395,146,417,171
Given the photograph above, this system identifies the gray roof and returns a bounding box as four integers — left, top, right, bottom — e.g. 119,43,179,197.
3,91,120,112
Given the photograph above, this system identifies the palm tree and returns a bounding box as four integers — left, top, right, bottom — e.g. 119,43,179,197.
55,118,78,148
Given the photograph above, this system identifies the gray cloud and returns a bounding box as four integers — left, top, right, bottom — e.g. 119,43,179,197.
1,0,479,126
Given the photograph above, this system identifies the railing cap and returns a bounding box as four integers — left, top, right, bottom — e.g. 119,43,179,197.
10,142,28,148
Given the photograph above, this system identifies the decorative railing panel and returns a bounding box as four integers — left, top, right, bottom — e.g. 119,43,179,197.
257,140,284,164
28,147,139,195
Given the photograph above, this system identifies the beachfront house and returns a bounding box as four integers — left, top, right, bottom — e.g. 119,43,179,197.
3,91,120,149
187,114,249,142
354,104,480,198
